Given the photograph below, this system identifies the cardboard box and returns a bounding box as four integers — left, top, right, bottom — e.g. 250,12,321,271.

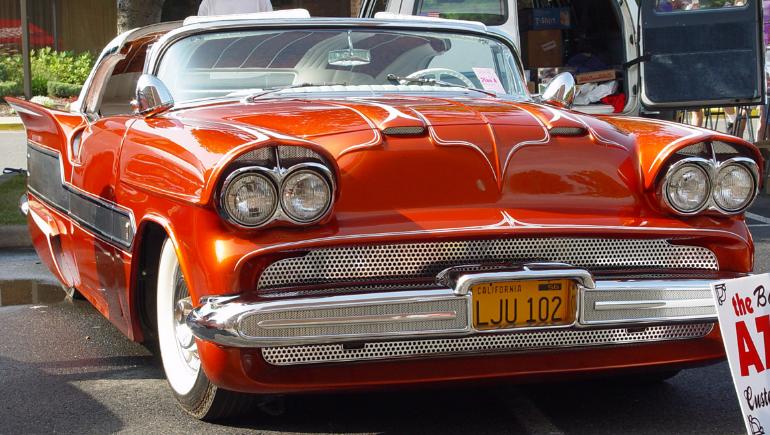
537,67,576,85
519,8,571,30
522,29,563,68
575,69,616,84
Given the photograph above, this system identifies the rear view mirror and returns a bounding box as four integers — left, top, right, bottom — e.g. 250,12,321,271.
132,74,174,117
328,29,371,66
540,72,576,109
328,49,371,66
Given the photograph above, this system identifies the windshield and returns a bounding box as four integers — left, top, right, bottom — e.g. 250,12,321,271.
156,28,527,103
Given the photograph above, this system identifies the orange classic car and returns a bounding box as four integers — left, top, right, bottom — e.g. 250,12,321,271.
7,10,765,420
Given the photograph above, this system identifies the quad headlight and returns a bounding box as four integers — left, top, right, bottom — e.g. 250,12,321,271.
219,151,335,229
221,171,278,227
665,163,710,214
662,156,758,216
281,169,332,223
713,163,755,212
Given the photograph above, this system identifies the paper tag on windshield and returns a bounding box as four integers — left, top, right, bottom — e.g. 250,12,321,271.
472,68,505,93
711,274,770,435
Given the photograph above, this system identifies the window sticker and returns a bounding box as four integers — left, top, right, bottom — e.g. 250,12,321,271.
473,67,506,93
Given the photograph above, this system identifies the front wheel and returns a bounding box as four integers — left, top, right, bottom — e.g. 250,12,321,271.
156,238,255,420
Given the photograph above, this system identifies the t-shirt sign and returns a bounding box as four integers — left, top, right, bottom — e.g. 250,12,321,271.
712,274,770,435
473,68,506,93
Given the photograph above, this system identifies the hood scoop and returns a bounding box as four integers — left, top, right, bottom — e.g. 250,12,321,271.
382,126,426,136
549,126,588,137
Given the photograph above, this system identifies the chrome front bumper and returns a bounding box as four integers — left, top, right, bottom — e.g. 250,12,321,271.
187,266,718,349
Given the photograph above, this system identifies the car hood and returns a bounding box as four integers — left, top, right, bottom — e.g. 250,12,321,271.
120,94,756,219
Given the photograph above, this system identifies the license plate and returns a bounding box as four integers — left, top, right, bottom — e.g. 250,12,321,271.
471,279,575,330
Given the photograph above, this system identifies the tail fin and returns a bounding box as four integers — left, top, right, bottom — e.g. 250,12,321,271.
5,97,84,155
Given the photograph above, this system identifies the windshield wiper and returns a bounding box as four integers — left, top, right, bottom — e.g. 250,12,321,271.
386,73,497,97
247,82,347,100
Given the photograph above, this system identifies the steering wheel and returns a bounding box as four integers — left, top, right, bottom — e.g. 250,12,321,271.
406,68,475,87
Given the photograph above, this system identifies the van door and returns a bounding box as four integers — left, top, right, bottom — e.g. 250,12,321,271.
640,0,764,109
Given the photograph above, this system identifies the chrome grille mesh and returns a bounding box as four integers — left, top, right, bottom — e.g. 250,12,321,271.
257,238,718,290
261,323,714,365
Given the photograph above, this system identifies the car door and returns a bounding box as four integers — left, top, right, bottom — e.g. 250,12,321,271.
639,0,765,109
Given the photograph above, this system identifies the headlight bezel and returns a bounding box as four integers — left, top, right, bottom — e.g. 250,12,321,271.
217,147,336,230
661,158,712,215
713,160,757,212
280,165,334,223
219,167,280,228
660,154,759,217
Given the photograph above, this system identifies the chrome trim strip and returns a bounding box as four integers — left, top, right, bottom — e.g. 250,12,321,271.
454,268,595,295
594,298,714,310
581,279,717,325
256,311,457,329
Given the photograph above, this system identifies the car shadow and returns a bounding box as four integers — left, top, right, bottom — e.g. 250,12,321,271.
0,355,126,433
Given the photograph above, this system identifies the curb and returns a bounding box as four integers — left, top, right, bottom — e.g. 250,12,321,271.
0,225,31,249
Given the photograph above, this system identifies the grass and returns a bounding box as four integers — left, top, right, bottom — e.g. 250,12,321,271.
0,174,27,225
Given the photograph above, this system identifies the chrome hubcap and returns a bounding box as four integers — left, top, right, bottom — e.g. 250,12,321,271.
173,296,199,368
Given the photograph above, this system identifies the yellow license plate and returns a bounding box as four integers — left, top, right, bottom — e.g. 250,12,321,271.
471,279,575,330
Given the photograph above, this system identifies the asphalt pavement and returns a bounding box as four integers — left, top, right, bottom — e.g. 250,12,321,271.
0,130,26,171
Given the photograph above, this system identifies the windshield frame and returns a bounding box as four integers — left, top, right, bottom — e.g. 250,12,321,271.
146,18,528,103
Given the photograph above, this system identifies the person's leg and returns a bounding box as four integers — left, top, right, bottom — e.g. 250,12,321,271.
689,110,704,127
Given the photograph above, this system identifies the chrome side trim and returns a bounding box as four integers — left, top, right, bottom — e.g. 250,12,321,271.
261,323,715,366
256,311,457,328
581,279,717,325
27,143,135,249
594,299,714,311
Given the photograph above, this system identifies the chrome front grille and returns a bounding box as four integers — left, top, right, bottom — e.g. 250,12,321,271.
257,238,718,290
261,323,714,365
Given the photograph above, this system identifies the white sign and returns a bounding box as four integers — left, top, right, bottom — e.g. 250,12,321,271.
712,274,770,435
472,68,506,93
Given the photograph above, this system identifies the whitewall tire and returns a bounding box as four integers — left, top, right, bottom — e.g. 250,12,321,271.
156,237,255,420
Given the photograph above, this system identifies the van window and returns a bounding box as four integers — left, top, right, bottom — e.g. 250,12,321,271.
413,0,507,26
655,0,747,12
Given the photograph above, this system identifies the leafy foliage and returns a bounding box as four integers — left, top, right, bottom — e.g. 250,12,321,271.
47,81,82,98
0,48,94,97
0,175,27,225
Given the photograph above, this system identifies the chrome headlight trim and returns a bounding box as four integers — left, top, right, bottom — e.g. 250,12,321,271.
280,164,334,224
659,153,760,217
218,166,280,229
217,148,337,230
661,157,713,216
712,157,760,214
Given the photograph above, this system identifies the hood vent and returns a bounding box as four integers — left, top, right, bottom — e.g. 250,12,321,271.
549,126,588,137
382,126,426,136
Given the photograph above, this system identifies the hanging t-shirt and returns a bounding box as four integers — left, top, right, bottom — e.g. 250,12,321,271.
198,0,273,16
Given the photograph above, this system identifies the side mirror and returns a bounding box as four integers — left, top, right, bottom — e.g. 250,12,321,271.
540,72,576,109
132,74,174,117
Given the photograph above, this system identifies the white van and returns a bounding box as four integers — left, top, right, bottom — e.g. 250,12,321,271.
359,0,765,116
